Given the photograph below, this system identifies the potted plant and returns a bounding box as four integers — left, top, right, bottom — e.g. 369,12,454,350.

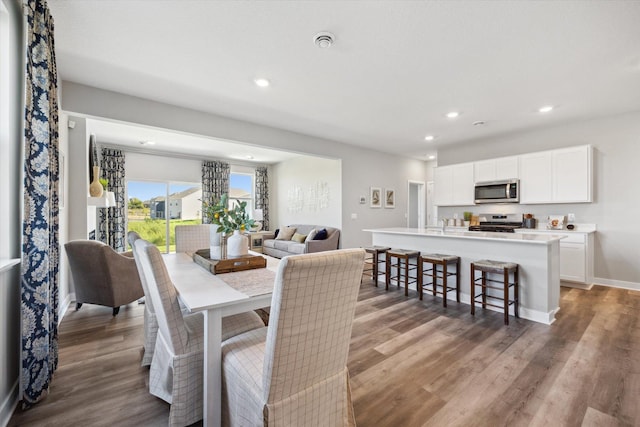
203,194,255,258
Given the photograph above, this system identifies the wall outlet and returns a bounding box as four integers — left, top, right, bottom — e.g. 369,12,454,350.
567,213,575,222
351,213,357,220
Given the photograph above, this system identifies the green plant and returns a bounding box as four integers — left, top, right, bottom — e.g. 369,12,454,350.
99,178,108,190
463,211,473,221
202,193,255,234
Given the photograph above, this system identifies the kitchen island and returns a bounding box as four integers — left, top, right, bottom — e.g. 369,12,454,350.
365,227,566,324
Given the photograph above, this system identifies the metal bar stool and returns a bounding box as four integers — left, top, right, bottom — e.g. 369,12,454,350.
385,249,420,296
470,259,519,325
418,254,460,307
362,246,391,286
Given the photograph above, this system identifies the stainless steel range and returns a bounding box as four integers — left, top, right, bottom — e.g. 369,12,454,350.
468,213,523,233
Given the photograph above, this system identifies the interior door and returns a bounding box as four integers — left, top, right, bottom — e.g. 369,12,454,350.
407,181,425,228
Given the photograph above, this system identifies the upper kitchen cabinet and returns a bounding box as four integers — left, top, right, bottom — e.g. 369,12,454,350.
434,162,474,206
520,145,592,204
474,156,519,183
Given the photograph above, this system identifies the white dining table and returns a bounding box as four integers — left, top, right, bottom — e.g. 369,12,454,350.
162,252,277,427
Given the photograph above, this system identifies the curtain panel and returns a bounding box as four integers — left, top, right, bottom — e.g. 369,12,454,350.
255,166,270,230
201,160,230,223
99,148,126,252
21,0,60,407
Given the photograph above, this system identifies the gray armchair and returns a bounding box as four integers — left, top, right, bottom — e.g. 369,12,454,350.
65,240,144,316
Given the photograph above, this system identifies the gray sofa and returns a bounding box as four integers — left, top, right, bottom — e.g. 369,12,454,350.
262,224,340,259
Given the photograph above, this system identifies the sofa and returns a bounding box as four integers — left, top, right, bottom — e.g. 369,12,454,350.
262,224,340,259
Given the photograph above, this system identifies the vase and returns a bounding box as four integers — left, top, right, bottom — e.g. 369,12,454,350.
89,165,103,197
227,230,248,257
209,224,225,259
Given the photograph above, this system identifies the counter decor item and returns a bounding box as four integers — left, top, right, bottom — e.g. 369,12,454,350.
523,213,537,229
547,215,565,230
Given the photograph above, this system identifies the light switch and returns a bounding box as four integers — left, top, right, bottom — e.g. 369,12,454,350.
351,213,357,220
568,213,575,222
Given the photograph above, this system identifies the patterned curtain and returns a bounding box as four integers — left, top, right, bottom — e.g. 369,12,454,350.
21,0,59,407
255,166,270,230
201,160,230,223
99,148,126,251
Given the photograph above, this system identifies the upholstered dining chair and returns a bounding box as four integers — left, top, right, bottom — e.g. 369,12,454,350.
221,248,365,426
65,239,144,316
132,237,264,427
174,224,211,253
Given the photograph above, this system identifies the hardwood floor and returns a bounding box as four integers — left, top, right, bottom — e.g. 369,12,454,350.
9,282,640,426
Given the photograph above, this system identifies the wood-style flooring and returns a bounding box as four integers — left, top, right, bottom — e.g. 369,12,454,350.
9,281,640,426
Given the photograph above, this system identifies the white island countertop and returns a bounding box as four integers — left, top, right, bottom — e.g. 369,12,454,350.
364,227,566,244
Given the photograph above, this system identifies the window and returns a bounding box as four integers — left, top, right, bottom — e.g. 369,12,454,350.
229,172,254,217
127,180,202,253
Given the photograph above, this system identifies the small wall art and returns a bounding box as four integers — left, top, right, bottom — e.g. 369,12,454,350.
370,187,382,208
384,188,395,208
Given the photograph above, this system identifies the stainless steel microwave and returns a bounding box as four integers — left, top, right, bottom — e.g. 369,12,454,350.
474,179,519,204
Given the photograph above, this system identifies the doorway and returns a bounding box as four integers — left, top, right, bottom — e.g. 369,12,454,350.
407,180,425,228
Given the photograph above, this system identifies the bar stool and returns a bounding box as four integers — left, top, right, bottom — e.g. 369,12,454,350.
418,254,460,307
386,249,420,296
362,246,391,286
470,260,519,325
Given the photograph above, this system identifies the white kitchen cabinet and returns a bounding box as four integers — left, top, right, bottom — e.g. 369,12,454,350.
433,163,474,206
560,242,586,283
519,151,553,203
519,145,592,204
515,227,595,286
474,156,519,183
553,145,592,202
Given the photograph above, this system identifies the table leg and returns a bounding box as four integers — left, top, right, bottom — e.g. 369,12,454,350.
203,309,223,427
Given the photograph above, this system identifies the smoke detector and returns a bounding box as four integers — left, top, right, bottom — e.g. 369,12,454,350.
314,32,335,48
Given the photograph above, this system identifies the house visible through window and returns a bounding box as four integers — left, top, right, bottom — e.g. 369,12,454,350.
127,180,202,253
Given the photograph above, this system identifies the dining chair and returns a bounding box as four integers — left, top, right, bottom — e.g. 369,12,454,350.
174,224,211,253
132,237,265,426
221,248,365,426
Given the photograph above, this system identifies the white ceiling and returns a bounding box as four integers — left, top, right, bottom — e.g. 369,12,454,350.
50,1,640,161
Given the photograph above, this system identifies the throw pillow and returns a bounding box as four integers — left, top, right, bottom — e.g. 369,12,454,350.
275,226,297,241
273,228,280,238
313,228,328,240
305,229,317,242
291,233,307,243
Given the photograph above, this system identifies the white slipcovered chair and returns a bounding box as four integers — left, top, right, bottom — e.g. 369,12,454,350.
131,237,265,426
175,224,211,253
221,248,365,426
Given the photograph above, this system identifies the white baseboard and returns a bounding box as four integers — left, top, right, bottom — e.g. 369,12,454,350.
0,380,18,427
593,277,640,292
58,292,74,321
458,292,556,325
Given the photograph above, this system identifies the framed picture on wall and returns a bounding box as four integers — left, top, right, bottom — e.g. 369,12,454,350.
384,188,395,208
370,187,382,208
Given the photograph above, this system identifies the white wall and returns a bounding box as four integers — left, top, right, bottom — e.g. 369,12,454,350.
126,151,202,183
271,156,342,230
436,111,640,286
0,0,23,423
61,82,429,249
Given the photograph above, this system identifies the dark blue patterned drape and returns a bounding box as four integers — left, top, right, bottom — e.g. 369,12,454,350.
99,148,126,252
21,0,59,407
255,166,270,230
201,160,229,224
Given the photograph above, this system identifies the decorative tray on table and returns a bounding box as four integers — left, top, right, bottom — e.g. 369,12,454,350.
192,249,266,274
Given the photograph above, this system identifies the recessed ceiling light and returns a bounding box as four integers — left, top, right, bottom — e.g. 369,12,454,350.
424,135,435,142
246,155,254,160
473,120,485,126
139,140,155,145
538,105,554,113
254,78,270,88
446,111,460,119
428,155,436,160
